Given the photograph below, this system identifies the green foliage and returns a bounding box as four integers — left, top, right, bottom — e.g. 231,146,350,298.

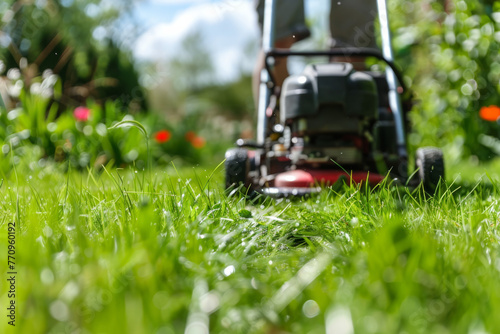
389,0,500,161
142,28,257,128
199,74,255,119
0,0,145,109
0,76,229,174
168,31,215,92
0,97,147,173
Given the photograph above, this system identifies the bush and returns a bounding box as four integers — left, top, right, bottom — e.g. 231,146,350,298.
0,70,230,175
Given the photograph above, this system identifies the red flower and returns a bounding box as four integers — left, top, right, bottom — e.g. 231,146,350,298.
74,106,91,122
185,131,196,142
154,130,171,143
479,105,500,122
191,136,206,149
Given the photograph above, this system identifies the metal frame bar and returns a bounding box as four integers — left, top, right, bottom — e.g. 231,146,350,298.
264,48,408,95
377,0,408,158
256,0,276,145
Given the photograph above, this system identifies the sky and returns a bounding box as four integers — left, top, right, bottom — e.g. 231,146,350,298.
132,0,260,82
132,0,329,83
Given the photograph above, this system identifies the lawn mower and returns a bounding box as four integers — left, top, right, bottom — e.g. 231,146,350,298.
225,0,444,196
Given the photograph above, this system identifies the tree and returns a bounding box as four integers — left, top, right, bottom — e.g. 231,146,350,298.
388,0,500,161
168,30,215,92
0,0,146,110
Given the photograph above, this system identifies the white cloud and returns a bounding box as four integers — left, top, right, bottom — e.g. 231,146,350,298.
134,1,259,82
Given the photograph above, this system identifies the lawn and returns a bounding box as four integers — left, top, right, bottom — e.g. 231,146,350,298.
1,0,500,332
2,161,500,334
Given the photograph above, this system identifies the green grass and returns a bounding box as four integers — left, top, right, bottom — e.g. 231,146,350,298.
2,162,500,334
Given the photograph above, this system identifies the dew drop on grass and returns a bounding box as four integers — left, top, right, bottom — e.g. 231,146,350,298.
50,300,69,322
184,321,209,334
43,226,53,238
41,268,54,284
200,292,220,314
223,265,235,277
303,300,320,318
345,233,351,242
59,281,80,302
251,278,258,289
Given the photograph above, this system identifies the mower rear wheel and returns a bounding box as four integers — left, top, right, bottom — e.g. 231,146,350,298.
224,148,249,190
415,147,445,192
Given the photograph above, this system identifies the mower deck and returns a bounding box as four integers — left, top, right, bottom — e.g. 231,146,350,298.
274,169,385,188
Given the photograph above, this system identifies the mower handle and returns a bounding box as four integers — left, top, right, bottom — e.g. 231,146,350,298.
264,47,408,96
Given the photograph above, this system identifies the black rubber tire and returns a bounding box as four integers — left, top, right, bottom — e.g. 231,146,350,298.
224,148,249,190
415,147,445,192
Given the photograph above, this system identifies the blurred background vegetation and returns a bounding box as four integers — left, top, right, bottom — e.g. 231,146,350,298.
0,0,499,175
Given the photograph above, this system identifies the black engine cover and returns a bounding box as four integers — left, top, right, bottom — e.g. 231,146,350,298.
280,63,378,131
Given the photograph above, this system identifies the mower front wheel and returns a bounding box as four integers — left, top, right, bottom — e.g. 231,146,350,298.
224,148,250,190
415,147,445,192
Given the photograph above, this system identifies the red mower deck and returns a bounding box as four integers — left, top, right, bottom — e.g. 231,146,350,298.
274,169,386,188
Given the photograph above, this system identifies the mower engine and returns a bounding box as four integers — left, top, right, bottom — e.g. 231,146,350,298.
279,62,377,169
